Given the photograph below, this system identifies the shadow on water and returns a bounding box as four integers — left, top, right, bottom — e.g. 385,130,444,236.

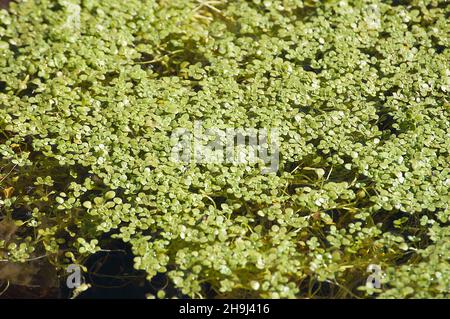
60,240,186,299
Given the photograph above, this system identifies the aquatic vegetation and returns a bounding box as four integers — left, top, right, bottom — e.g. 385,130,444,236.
0,0,448,298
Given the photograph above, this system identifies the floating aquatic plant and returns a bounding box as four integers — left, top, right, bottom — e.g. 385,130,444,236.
0,0,448,298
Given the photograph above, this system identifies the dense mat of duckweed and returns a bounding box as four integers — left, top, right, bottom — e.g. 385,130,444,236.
0,0,449,298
